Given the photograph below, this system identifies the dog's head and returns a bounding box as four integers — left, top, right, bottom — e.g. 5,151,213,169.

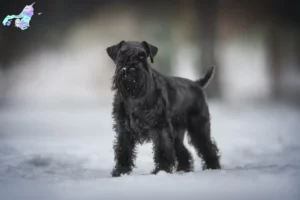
106,41,158,98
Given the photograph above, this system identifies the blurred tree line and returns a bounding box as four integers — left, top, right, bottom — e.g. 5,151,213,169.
0,0,300,102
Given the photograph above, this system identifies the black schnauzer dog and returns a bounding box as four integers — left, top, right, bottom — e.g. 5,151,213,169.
106,40,221,177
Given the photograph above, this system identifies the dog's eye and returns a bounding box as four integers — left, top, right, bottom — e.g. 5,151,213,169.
139,55,146,60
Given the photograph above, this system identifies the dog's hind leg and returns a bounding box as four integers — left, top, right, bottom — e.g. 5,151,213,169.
187,107,221,170
151,128,176,174
174,132,194,172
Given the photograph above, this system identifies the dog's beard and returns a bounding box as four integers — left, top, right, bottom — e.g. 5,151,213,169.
112,66,149,98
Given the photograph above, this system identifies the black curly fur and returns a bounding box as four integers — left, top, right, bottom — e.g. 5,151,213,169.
107,41,221,177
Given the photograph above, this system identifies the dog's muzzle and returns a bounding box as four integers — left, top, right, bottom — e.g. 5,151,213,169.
121,66,137,80
122,66,136,73
116,65,140,96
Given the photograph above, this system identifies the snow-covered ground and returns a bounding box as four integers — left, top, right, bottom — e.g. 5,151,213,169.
0,102,300,200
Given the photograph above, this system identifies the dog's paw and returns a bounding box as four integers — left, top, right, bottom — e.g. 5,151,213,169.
151,168,160,175
176,166,193,173
111,170,121,177
151,167,173,175
111,167,131,177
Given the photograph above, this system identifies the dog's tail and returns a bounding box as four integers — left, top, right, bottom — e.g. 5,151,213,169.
195,66,215,88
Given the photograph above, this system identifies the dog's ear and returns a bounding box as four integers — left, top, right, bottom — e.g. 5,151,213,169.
106,40,125,62
141,41,158,63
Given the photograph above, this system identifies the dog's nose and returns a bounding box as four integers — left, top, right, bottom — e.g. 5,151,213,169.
128,68,136,73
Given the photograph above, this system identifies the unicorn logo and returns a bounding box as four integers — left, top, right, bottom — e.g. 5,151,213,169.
2,2,39,30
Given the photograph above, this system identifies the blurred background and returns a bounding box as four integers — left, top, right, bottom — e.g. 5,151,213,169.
0,0,300,107
0,0,300,188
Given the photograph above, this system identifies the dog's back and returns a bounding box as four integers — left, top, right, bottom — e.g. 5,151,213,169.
151,68,209,127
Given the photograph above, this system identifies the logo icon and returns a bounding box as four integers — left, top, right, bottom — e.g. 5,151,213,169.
2,2,40,30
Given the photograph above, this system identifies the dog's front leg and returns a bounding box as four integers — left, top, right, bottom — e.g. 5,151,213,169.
151,127,176,174
112,125,137,177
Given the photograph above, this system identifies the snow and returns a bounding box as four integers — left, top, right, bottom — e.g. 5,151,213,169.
0,102,300,200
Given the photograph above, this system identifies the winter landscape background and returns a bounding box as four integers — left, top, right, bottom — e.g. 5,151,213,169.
1,0,300,199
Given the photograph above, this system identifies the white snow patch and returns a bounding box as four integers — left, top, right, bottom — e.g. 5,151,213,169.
0,102,300,199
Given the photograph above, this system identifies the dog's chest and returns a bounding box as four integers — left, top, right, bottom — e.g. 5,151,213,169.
125,99,163,135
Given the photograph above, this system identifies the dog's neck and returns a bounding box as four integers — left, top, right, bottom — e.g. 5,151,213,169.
125,78,155,100
121,74,158,110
